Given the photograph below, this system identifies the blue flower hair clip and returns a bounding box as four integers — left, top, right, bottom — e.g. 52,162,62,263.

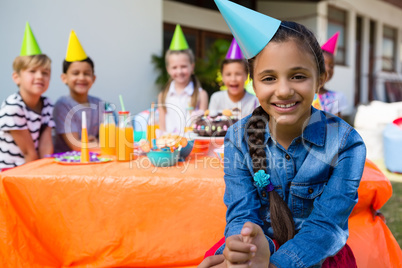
253,170,274,192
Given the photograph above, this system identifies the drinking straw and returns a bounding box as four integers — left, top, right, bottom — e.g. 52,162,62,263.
119,95,126,112
150,102,155,123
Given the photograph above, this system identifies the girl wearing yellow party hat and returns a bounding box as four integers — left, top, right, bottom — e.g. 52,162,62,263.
0,22,54,170
158,24,208,134
53,30,113,153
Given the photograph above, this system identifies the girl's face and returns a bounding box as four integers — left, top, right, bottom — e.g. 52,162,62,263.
166,53,194,86
252,40,326,129
12,66,51,97
323,52,334,82
61,61,96,96
222,62,248,98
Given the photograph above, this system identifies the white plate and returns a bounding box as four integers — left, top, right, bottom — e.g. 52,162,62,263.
185,132,225,141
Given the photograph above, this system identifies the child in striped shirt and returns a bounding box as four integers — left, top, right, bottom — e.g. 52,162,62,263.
0,25,54,170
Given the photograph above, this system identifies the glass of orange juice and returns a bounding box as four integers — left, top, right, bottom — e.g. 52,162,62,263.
116,111,134,161
146,102,159,144
99,111,116,156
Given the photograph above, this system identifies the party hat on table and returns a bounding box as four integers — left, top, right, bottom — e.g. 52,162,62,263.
169,24,189,51
214,0,281,59
225,38,244,59
81,111,90,163
321,32,339,55
65,30,87,62
20,22,42,56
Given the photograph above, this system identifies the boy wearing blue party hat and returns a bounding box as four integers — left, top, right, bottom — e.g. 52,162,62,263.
208,38,259,118
0,22,54,170
200,1,366,267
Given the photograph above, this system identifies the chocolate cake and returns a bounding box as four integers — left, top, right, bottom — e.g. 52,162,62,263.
193,109,239,137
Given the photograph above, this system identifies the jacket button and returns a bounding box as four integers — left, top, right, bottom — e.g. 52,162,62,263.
308,187,314,194
262,191,267,197
285,154,290,160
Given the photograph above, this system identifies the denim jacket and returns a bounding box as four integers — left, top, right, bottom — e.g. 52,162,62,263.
216,107,366,268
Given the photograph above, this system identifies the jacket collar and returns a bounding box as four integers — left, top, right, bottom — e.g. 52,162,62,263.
264,107,326,147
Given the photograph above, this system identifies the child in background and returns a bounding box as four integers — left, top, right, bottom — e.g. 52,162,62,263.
158,24,208,134
318,32,348,118
201,1,366,267
53,30,111,153
208,38,259,118
0,23,54,170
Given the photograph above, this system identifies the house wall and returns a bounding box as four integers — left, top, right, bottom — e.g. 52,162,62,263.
163,1,230,34
0,0,162,115
327,0,402,106
257,0,402,116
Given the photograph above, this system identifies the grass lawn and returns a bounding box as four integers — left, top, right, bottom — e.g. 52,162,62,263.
381,180,402,247
372,159,402,248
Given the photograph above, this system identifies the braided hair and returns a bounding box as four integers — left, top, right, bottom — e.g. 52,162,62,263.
246,21,325,247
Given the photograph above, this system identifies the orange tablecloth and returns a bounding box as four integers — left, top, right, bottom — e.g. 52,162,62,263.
0,156,226,268
347,159,402,268
0,157,401,267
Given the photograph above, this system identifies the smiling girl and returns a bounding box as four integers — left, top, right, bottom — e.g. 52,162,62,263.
158,25,208,134
199,1,366,267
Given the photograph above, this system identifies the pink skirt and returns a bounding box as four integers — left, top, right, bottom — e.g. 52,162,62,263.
204,237,357,267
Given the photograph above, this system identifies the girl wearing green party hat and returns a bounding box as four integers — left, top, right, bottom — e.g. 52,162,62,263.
0,22,54,170
158,24,208,134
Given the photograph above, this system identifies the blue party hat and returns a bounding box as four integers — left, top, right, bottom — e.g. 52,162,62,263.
214,0,281,59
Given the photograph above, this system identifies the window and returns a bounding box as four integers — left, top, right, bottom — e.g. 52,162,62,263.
163,23,232,59
400,41,402,71
382,25,396,72
169,0,256,11
327,6,347,65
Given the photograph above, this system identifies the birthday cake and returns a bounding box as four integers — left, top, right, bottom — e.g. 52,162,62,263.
193,109,239,137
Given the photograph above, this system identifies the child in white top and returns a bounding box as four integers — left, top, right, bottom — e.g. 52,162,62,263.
318,33,348,118
209,58,259,118
158,49,208,134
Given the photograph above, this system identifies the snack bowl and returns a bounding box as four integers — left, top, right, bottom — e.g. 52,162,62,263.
180,140,194,160
147,150,180,167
